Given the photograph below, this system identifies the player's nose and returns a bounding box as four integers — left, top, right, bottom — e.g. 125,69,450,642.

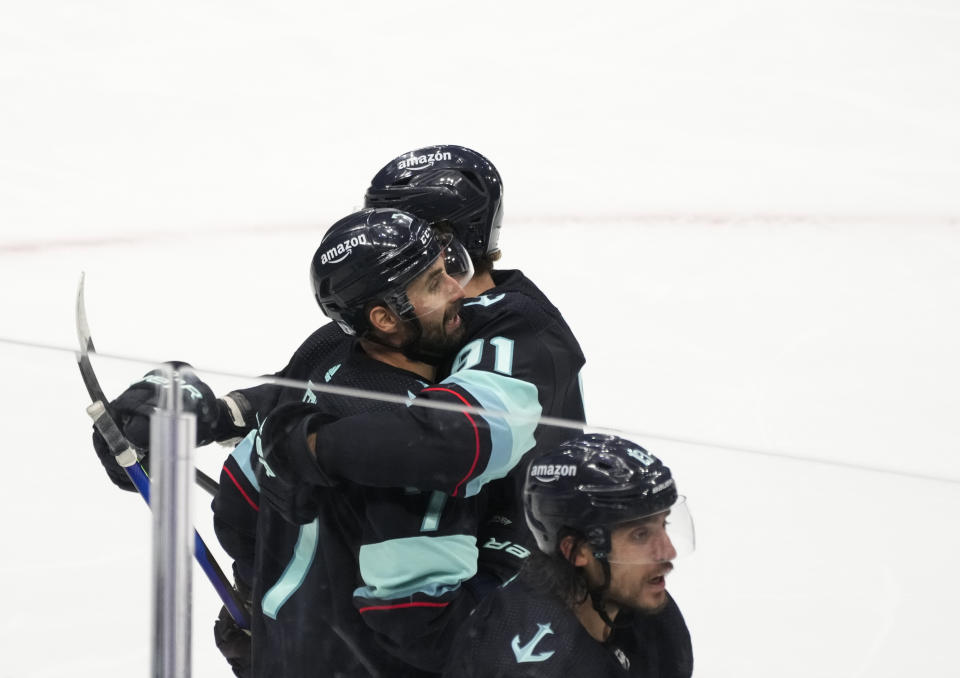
447,273,466,301
654,532,677,563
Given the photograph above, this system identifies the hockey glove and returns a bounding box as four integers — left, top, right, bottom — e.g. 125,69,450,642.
213,572,252,678
255,401,338,524
92,361,220,491
476,513,535,585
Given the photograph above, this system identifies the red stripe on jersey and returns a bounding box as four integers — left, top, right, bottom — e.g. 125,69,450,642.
358,601,450,613
223,465,259,512
422,386,480,497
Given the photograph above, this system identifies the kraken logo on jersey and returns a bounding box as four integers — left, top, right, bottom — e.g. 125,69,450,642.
511,623,555,663
463,293,506,308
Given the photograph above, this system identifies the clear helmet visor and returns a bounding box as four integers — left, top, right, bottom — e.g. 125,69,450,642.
442,235,474,287
604,496,695,565
383,233,469,355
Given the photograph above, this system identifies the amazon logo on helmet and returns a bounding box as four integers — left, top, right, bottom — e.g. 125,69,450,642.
397,150,454,171
319,233,370,265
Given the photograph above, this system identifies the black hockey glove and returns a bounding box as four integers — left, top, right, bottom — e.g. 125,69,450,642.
213,573,252,678
256,402,337,524
476,513,535,585
92,362,220,491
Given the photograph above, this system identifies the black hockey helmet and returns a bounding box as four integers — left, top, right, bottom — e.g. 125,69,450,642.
364,145,504,260
311,208,448,336
524,433,680,558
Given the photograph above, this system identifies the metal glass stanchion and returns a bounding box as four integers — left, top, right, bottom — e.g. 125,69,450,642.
150,366,196,678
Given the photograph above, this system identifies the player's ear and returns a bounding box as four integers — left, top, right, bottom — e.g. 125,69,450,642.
560,535,592,568
368,304,400,336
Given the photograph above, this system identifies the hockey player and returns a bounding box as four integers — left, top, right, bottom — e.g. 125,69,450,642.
248,206,490,678
257,146,587,669
307,144,587,497
91,145,585,674
441,433,695,678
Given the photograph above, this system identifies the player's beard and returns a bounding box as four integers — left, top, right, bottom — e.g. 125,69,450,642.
606,562,674,616
402,300,465,364
420,299,466,355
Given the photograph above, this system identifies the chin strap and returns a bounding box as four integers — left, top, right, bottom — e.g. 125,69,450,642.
587,555,632,632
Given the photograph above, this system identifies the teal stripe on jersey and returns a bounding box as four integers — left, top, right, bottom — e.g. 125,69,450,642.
441,369,540,497
231,431,260,491
261,519,319,619
355,534,478,600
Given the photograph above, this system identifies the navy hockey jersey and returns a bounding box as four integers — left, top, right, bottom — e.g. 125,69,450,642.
211,322,350,586
214,335,501,676
307,270,587,670
442,577,693,678
210,324,422,677
250,344,452,678
315,269,587,497
212,269,587,674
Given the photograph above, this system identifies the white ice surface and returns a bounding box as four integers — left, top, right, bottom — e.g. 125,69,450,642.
1,2,958,676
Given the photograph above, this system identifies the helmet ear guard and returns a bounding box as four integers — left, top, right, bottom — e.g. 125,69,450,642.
585,526,612,560
378,288,416,324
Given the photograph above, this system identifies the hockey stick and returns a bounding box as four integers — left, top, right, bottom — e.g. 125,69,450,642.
75,273,219,496
84,400,250,628
76,275,249,629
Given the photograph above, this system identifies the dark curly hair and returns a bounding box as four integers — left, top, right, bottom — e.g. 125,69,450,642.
519,527,591,608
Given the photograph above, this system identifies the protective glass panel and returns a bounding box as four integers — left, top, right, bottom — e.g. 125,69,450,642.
2,215,957,678
0,343,163,676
